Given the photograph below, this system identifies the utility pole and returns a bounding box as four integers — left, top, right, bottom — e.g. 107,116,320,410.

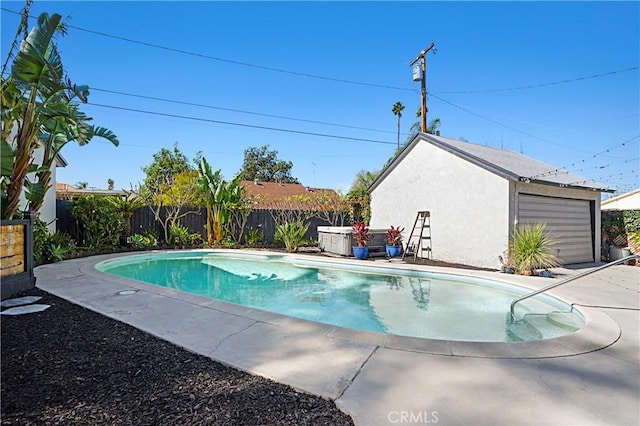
409,41,436,133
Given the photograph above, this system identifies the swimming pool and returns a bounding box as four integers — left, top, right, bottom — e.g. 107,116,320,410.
97,251,584,342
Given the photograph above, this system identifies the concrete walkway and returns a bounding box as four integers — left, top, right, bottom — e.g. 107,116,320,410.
35,250,639,425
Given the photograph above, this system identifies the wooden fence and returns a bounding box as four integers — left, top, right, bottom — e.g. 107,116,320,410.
56,200,344,245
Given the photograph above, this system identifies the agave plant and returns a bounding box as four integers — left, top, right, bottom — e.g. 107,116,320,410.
510,223,561,275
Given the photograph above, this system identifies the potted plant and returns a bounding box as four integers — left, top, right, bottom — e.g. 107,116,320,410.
385,225,404,258
352,222,370,259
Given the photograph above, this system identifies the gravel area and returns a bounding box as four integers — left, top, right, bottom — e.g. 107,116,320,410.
1,288,353,426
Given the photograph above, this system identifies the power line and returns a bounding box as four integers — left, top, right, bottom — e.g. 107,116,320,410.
91,87,399,135
3,7,636,98
88,102,395,146
429,92,592,151
436,67,639,94
3,5,637,181
0,7,413,93
527,135,639,179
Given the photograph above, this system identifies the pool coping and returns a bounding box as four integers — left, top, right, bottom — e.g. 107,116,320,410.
69,249,621,360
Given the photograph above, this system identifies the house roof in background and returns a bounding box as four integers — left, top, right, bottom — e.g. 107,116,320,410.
56,182,126,199
240,180,340,209
370,132,613,193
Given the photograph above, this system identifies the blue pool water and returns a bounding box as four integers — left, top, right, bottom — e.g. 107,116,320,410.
97,251,584,342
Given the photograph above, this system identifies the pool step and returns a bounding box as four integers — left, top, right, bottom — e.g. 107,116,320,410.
546,311,583,329
506,319,544,341
518,311,582,340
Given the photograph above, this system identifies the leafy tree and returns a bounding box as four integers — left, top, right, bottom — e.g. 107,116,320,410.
140,143,192,199
392,101,405,150
346,170,378,224
68,195,123,249
75,181,88,189
239,145,299,183
107,178,114,190
350,170,378,193
306,190,349,226
149,170,203,244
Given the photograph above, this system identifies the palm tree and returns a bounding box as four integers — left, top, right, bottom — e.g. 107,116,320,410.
107,191,144,241
391,102,405,150
406,107,441,142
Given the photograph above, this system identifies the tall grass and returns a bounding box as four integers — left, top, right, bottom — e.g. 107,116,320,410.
510,223,561,274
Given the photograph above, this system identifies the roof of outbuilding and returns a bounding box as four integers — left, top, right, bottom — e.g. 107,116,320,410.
370,133,613,192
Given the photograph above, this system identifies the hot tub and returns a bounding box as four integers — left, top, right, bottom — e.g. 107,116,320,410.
317,226,387,257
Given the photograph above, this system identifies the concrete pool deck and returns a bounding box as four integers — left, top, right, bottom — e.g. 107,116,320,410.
35,250,639,425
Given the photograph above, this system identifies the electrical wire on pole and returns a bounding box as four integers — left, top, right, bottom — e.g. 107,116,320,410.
410,42,436,132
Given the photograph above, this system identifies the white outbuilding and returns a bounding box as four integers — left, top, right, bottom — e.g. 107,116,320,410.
601,188,640,211
369,133,612,269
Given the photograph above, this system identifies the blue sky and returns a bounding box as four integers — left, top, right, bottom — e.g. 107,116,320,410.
1,1,638,196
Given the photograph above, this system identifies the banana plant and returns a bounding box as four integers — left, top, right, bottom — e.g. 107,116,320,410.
197,157,244,244
2,12,118,219
2,13,66,219
29,96,119,213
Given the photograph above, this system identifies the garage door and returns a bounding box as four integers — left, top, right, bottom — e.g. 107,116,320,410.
518,194,594,264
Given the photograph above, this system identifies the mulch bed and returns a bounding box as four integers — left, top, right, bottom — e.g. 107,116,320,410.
1,288,354,426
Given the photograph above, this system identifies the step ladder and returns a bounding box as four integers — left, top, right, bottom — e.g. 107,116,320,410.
403,210,432,260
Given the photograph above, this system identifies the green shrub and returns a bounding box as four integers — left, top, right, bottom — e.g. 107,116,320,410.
33,219,75,263
130,233,156,249
623,210,640,234
33,219,49,261
69,195,124,250
510,223,561,274
274,221,309,253
222,238,236,249
245,227,264,246
168,222,201,246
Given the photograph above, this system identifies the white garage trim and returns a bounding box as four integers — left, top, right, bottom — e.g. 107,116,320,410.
517,194,594,264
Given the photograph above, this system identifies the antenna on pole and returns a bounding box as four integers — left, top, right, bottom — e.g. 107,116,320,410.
409,41,436,133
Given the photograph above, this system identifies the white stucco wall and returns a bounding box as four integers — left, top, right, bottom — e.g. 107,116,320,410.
601,190,640,211
370,140,511,269
18,147,57,233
